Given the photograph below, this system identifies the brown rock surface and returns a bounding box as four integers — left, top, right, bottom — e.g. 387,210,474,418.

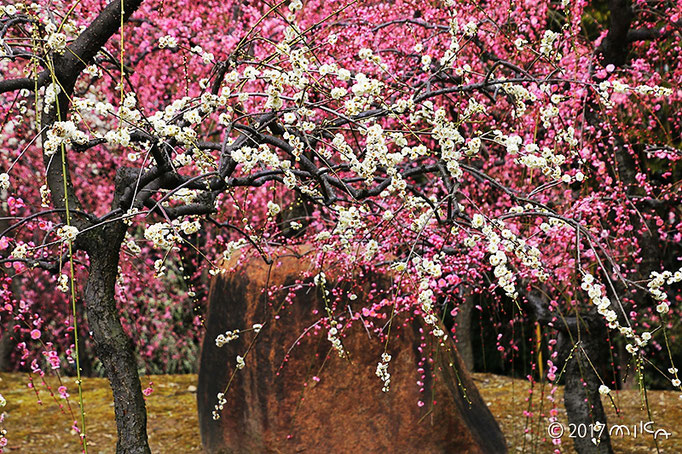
197,249,507,453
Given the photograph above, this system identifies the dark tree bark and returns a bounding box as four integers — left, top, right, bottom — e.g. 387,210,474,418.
83,221,150,454
76,298,94,377
560,316,614,454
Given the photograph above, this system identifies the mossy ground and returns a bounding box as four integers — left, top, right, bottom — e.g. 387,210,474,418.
1,372,679,453
0,373,201,453
473,373,680,453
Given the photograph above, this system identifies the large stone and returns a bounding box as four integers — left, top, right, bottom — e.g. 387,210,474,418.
197,249,507,453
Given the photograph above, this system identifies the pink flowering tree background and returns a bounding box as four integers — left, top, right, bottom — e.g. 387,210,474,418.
0,0,680,453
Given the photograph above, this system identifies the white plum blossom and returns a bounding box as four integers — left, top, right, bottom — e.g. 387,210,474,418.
0,173,9,191
158,35,178,49
267,201,281,216
376,353,391,392
144,223,177,249
57,225,79,243
12,243,28,259
215,330,239,347
46,32,67,54
44,121,88,156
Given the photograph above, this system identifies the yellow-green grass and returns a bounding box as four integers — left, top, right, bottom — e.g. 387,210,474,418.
1,372,679,453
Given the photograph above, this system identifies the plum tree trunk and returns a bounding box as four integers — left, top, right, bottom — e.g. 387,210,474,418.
561,317,614,454
83,221,150,454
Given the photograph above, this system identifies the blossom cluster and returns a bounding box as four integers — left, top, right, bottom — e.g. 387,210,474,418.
44,122,88,157
212,392,227,421
144,223,178,250
375,353,392,393
215,330,239,348
647,267,682,305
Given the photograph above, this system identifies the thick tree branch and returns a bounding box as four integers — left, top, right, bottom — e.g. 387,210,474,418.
0,73,48,94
